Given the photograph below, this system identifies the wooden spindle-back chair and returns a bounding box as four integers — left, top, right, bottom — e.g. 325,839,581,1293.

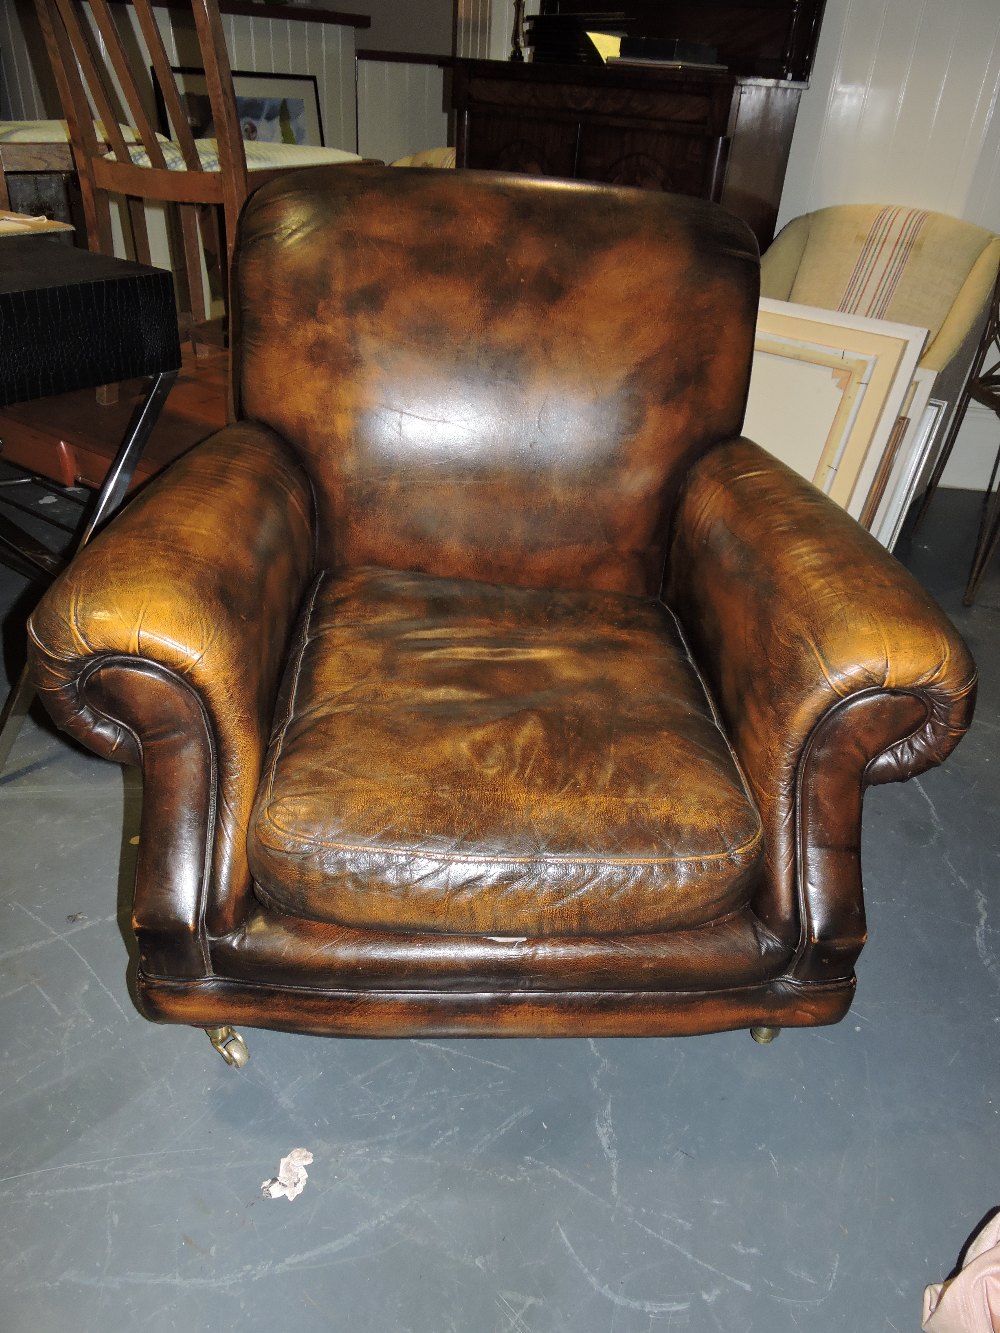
33,0,359,348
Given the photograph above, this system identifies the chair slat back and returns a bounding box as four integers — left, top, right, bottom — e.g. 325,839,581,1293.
33,0,255,340
35,0,126,256
191,0,249,214
133,0,203,172
82,0,170,169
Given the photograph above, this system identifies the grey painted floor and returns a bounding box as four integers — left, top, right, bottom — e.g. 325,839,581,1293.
1,478,998,1333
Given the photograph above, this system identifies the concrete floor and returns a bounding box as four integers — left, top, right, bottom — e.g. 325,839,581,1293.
1,477,998,1333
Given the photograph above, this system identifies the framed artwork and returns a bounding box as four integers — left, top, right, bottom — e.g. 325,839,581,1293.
744,299,928,537
155,68,325,147
866,375,944,549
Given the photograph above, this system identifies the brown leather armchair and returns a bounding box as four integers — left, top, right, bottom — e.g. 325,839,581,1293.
27,167,977,1066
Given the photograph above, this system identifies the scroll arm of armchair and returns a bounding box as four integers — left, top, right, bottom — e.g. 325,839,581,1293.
666,438,977,982
26,424,315,979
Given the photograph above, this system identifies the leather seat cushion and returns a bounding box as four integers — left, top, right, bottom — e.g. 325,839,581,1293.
248,567,764,937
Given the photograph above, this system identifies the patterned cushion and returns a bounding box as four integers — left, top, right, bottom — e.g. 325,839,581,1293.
0,119,164,144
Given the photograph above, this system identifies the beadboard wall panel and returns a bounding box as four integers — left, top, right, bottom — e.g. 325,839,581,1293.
779,0,1000,228
216,13,356,151
356,59,449,164
455,0,491,61
2,2,49,120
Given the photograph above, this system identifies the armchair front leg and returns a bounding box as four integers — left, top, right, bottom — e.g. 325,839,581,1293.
667,439,977,984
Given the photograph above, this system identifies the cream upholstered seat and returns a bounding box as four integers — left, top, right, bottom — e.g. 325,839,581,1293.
0,119,115,143
761,205,1000,375
762,204,1000,514
0,120,359,172
390,148,456,169
110,138,360,173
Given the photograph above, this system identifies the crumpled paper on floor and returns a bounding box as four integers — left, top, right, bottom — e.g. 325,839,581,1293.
923,1210,1000,1331
261,1148,314,1202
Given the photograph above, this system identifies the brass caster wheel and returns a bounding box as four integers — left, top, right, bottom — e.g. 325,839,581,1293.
750,1025,780,1045
206,1025,250,1067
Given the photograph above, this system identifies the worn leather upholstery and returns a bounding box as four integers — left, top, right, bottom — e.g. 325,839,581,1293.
248,566,763,936
233,166,757,592
27,166,977,1044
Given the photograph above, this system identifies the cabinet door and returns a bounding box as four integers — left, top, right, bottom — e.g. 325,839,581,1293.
576,123,726,196
462,109,580,178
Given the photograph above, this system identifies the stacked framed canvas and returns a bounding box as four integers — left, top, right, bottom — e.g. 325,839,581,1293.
746,299,943,549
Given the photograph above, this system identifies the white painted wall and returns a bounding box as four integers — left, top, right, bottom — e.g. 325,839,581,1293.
353,0,452,57
779,0,1000,229
777,0,1000,488
356,60,449,163
454,0,539,61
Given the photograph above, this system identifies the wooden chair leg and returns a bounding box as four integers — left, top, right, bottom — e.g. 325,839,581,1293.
917,265,1000,526
915,381,975,526
963,443,1000,604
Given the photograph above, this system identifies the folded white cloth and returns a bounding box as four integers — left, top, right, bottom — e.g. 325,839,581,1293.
924,1212,1000,1331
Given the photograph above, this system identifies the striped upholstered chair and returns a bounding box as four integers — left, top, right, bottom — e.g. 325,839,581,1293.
761,205,1000,509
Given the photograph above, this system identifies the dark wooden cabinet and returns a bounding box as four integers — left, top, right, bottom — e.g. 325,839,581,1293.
451,0,826,249
451,60,805,250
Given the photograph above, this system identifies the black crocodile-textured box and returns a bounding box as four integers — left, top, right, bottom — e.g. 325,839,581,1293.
0,236,181,407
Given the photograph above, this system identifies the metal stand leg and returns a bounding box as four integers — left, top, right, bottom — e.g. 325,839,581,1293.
0,368,178,774
915,265,1000,528
914,378,978,527
0,665,35,777
963,456,1000,604
76,369,178,547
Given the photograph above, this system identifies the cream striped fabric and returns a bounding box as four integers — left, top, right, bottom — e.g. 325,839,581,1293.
836,206,930,319
768,205,997,353
761,204,1000,371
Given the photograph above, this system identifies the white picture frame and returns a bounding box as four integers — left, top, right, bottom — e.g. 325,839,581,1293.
745,300,928,535
867,377,945,549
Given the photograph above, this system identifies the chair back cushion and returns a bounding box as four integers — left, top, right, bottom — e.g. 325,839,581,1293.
235,166,759,595
762,205,997,346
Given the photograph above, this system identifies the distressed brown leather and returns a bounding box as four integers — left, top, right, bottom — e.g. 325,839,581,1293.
248,566,763,936
233,165,758,593
212,904,789,992
26,167,977,1044
667,438,978,964
28,424,315,946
